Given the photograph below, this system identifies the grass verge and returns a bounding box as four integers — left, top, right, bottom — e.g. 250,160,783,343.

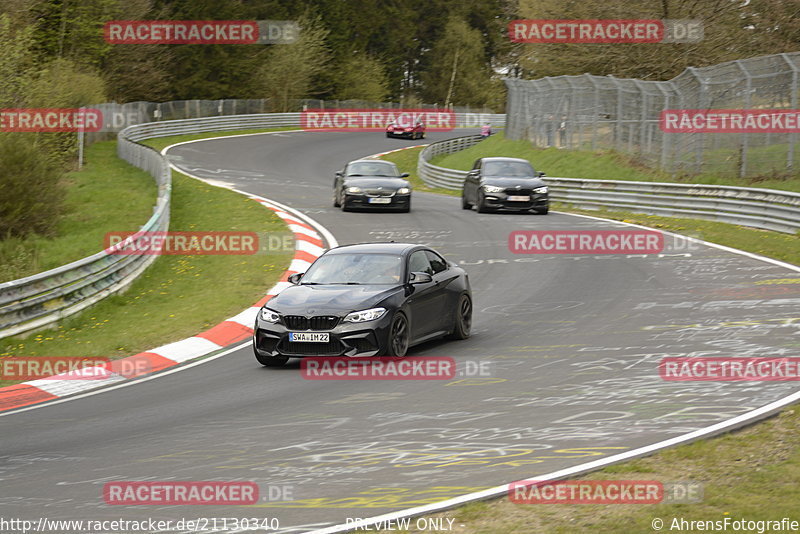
0,141,156,282
373,406,800,533
430,133,800,193
0,130,294,386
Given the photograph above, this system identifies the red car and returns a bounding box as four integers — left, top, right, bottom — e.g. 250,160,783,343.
386,120,426,139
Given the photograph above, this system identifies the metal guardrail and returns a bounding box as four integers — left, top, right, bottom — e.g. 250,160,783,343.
0,112,506,339
418,135,800,235
0,134,171,339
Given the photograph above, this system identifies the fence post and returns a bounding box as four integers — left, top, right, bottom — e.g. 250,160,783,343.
735,61,751,179
781,53,798,171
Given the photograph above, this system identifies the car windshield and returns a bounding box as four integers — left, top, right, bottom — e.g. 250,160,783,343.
483,161,536,177
347,162,399,177
301,253,403,285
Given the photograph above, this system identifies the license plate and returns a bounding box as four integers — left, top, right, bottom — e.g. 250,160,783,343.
289,332,330,342
507,195,530,201
368,197,392,204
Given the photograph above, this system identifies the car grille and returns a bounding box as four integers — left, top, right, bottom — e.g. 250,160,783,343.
282,315,339,330
364,189,395,197
279,339,343,356
504,188,533,196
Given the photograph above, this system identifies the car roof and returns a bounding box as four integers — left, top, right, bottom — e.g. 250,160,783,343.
479,157,532,164
325,242,426,255
346,159,398,167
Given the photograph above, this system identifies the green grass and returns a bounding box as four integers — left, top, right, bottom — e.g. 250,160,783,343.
0,132,294,386
373,405,800,533
430,133,800,192
0,141,157,282
381,146,457,197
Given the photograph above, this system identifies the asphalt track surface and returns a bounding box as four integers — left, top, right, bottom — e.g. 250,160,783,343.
1,129,799,533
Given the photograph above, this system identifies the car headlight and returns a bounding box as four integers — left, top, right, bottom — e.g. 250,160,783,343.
259,308,281,323
346,186,362,194
397,187,411,194
343,307,387,323
483,185,504,193
534,186,548,194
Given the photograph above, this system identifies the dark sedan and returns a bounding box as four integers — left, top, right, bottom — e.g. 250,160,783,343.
253,243,472,367
333,159,412,212
461,157,549,214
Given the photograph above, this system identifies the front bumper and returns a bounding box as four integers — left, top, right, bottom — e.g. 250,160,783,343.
343,193,411,210
254,313,393,358
386,130,418,138
483,192,548,211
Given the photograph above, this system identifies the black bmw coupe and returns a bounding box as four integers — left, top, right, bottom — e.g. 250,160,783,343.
333,159,412,212
462,156,549,214
253,243,472,366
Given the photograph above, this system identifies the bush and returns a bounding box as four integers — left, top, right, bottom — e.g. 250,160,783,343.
0,133,64,238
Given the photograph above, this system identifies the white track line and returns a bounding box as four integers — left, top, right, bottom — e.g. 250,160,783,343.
0,130,336,418
316,146,800,534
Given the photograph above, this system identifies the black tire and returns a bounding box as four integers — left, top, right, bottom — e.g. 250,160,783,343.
254,349,289,367
536,206,549,215
333,191,341,208
447,294,472,340
386,133,391,138
461,193,472,210
477,192,491,213
400,202,411,213
385,313,410,357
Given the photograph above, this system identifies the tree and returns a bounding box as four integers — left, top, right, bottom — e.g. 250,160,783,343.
257,15,330,111
0,133,64,238
333,53,389,102
0,13,37,107
419,16,496,108
516,0,800,80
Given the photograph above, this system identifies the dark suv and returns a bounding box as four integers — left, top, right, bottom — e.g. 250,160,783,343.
461,157,549,214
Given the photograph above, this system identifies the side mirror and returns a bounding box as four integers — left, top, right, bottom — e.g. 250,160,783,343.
409,272,433,284
538,171,546,177
335,171,343,177
400,172,409,178
288,273,304,285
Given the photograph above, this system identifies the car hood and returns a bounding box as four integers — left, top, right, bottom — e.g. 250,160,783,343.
343,177,410,189
482,177,545,188
267,284,402,315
